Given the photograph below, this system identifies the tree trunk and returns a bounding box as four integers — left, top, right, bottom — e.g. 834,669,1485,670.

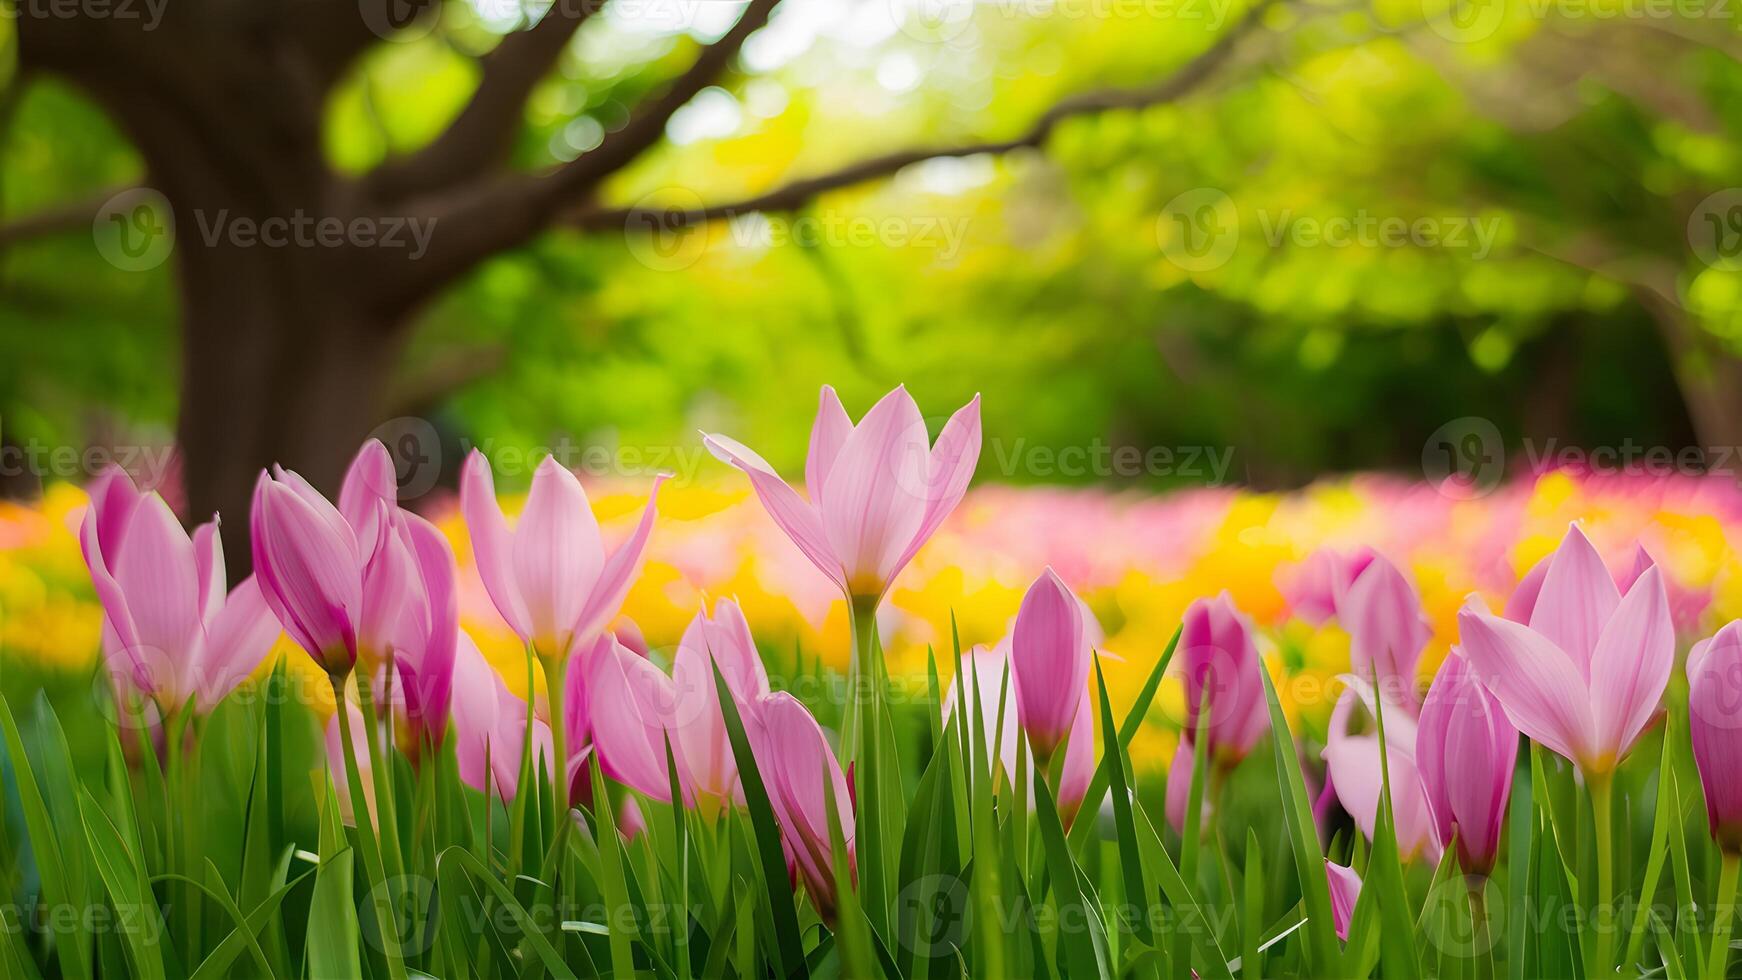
174,233,399,577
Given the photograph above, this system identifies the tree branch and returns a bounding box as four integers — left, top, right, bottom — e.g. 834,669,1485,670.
0,187,134,249
363,1,600,203
572,0,1277,231
384,0,1276,311
551,0,784,194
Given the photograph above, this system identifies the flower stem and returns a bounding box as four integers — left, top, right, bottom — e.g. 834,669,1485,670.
331,675,408,980
1590,771,1616,977
1468,875,1494,980
842,595,881,763
543,647,571,828
1709,851,1740,980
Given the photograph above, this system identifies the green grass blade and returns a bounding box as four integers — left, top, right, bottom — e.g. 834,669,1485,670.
75,788,167,980
1034,769,1106,980
1069,626,1181,856
708,660,806,976
1257,667,1338,974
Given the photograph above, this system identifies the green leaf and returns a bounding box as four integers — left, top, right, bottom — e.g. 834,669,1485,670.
76,788,167,980
1092,655,1155,956
0,695,93,980
708,659,806,977
1069,626,1181,856
1034,767,1106,980
437,847,581,980
305,779,362,980
1256,667,1338,974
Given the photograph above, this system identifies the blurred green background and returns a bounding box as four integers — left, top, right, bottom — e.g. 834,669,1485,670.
2,0,1740,520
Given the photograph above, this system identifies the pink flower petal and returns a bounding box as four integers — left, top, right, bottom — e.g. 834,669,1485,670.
195,576,282,711
890,393,981,583
460,450,531,640
1527,525,1620,674
805,385,854,501
1588,565,1673,765
339,439,397,549
513,457,604,653
1010,567,1087,759
111,493,203,696
571,475,667,646
1458,605,1595,766
816,386,929,594
703,433,846,592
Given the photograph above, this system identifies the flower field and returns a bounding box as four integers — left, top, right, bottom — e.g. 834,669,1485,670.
4,386,1742,978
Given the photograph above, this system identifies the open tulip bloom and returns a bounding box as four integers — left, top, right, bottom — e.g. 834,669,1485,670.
462,449,664,814
81,466,281,721
705,385,979,757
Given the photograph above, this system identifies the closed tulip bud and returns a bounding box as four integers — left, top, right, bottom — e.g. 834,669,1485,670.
752,693,855,921
1689,621,1742,853
1416,651,1516,875
1010,568,1090,764
1179,592,1268,764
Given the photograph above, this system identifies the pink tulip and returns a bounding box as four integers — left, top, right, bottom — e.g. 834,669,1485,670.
1340,554,1431,704
450,634,553,801
250,467,365,674
703,385,980,602
752,692,855,919
670,599,772,810
1416,651,1516,874
944,640,1094,823
1178,592,1268,763
1324,681,1440,863
1458,524,1673,775
461,451,664,659
80,467,280,715
588,634,684,803
1688,621,1742,852
1280,547,1376,626
1325,860,1363,941
382,512,459,747
1010,568,1091,762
